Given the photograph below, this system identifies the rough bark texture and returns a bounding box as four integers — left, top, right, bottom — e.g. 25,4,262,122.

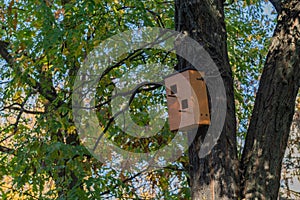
241,1,300,199
175,0,239,199
175,0,300,199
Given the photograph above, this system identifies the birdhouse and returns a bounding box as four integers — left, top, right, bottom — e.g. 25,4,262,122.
164,69,210,131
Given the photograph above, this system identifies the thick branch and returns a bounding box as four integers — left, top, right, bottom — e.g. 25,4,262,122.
241,1,300,199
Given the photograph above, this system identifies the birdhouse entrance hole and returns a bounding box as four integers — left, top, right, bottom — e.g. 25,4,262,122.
164,69,210,131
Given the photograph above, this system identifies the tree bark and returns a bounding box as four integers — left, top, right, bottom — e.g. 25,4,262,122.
175,0,239,199
175,0,300,199
241,1,300,199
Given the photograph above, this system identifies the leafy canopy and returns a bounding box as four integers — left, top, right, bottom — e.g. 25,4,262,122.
0,0,282,199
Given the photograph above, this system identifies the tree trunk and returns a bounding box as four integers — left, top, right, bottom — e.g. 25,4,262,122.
241,1,300,199
175,0,300,199
175,0,239,199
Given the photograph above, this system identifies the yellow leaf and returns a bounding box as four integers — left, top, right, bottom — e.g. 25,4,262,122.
13,90,22,102
67,125,77,134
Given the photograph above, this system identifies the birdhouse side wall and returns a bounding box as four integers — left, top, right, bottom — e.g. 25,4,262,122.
165,70,210,131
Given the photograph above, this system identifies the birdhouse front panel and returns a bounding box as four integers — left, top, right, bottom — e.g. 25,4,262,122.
165,70,210,131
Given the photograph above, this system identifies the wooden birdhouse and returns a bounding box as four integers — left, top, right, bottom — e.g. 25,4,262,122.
164,69,210,131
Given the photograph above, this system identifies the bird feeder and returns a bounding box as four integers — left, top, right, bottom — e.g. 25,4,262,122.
164,69,210,131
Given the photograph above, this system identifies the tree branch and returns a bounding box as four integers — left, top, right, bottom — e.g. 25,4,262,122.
0,40,58,102
0,145,14,154
94,81,163,109
92,82,162,151
241,1,300,198
1,103,45,114
100,170,146,196
0,40,13,65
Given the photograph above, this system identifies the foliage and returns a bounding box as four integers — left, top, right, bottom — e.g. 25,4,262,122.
0,0,183,198
280,97,300,199
0,0,298,199
225,0,277,155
